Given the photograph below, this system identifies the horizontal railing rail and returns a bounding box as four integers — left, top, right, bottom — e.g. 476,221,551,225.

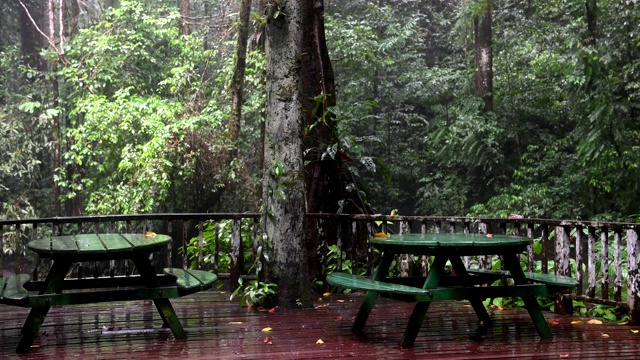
2,213,639,324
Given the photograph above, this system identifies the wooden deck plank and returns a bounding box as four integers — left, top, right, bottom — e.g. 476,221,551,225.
1,291,639,359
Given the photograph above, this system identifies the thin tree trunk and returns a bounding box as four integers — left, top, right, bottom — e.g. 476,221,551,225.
229,0,252,152
48,0,61,216
474,0,493,113
179,0,190,36
263,0,311,308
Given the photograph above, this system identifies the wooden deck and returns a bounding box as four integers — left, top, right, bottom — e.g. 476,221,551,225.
1,291,639,359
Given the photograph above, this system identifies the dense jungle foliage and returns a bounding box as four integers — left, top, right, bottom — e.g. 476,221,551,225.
1,0,639,222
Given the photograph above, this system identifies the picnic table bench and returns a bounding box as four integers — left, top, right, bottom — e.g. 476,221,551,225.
327,233,578,347
0,233,218,353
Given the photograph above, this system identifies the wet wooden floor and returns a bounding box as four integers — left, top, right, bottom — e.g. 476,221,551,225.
1,291,639,359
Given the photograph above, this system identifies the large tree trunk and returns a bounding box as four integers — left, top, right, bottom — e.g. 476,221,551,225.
474,0,493,113
262,0,311,308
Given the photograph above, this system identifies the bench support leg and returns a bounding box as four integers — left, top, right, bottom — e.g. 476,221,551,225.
401,255,448,347
352,252,394,333
449,256,492,325
503,254,552,338
17,306,50,353
133,255,186,339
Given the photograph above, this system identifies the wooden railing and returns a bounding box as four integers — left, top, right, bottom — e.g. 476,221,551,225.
2,213,639,324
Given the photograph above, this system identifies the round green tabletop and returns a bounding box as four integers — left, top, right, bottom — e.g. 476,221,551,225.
370,233,531,256
28,233,171,256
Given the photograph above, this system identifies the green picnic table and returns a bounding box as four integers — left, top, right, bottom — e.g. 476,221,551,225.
0,233,217,353
327,233,578,347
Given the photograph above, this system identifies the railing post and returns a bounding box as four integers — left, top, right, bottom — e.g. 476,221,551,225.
541,224,549,274
613,228,623,302
587,227,597,298
554,225,573,314
601,227,609,300
229,217,243,293
575,226,584,295
627,229,640,325
527,223,534,272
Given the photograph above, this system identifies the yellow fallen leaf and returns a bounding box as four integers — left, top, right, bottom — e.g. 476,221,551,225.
571,321,583,325
145,231,157,237
618,321,628,325
316,339,324,344
631,329,639,334
337,299,345,303
601,333,609,338
262,327,272,332
373,232,389,238
228,321,243,325
587,319,603,325
323,292,331,297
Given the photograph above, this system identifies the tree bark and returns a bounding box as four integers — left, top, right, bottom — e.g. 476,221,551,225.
229,0,252,152
179,0,191,36
474,0,493,113
263,0,311,308
300,0,346,287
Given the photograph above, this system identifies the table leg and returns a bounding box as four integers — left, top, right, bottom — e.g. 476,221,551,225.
401,255,447,347
503,253,552,338
352,252,394,333
132,255,186,339
448,256,492,325
17,259,71,353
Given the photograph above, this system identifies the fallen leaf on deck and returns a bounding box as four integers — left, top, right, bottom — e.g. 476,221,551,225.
228,321,243,325
315,304,327,310
618,321,628,325
145,231,157,237
335,316,343,320
547,319,560,325
571,321,583,325
263,336,272,344
267,307,277,314
630,329,639,334
558,354,570,358
337,299,345,303
373,232,389,238
497,306,504,311
323,292,332,297
601,333,609,338
262,327,273,332
316,339,324,344
587,319,602,325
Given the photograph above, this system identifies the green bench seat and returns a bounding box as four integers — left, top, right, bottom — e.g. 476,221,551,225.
327,272,551,302
467,268,579,293
0,269,217,307
163,268,218,293
0,274,31,302
327,272,431,296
